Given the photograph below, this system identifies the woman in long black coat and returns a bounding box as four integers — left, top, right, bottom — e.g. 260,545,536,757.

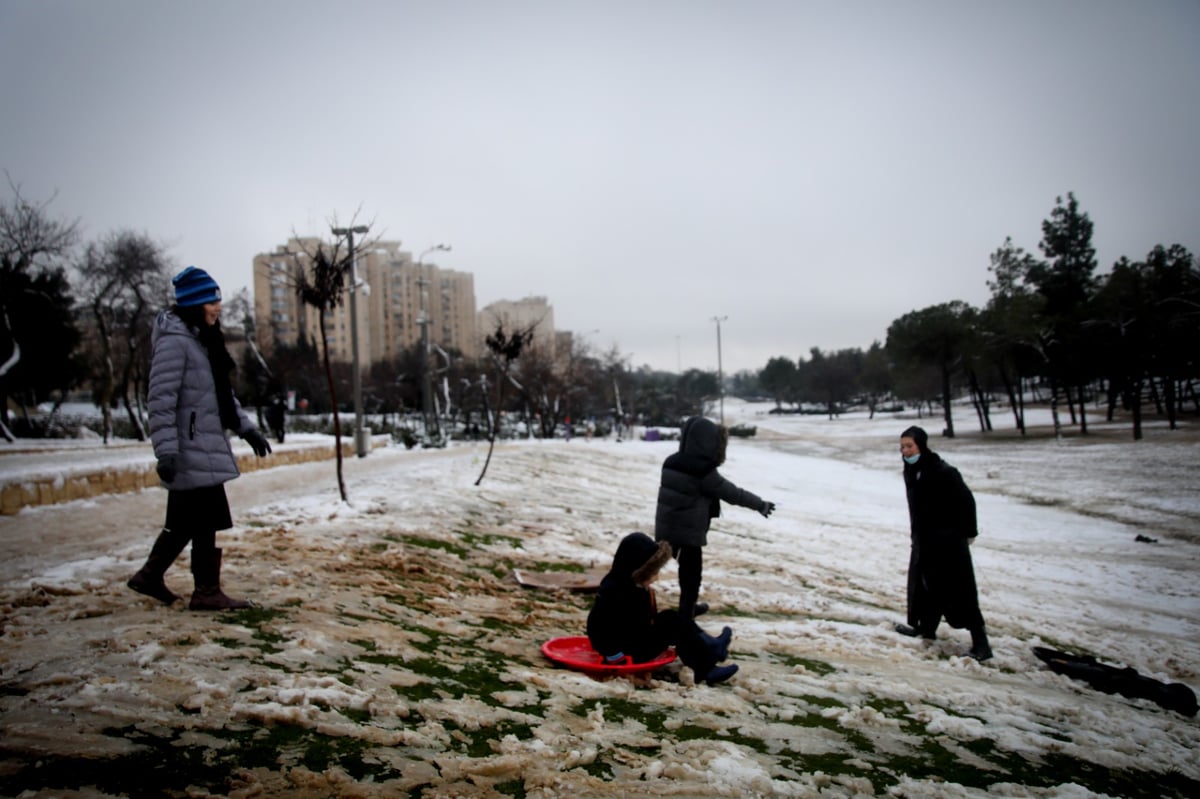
895,426,992,661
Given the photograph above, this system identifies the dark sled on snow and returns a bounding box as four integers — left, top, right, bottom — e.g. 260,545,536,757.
1032,646,1197,717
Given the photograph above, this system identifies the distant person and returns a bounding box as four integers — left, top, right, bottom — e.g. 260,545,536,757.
588,532,738,686
895,425,992,661
265,395,286,444
127,266,273,611
655,416,775,620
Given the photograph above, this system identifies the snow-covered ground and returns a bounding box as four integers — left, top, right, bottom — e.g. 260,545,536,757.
1,400,1197,798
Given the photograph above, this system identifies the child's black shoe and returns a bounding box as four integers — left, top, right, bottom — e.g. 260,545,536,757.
705,663,739,686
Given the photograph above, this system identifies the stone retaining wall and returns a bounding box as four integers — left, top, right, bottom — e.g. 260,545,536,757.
1,437,386,515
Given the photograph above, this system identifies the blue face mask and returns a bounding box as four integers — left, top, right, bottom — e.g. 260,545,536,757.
903,453,921,465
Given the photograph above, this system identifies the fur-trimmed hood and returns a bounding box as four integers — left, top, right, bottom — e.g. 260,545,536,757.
606,532,671,585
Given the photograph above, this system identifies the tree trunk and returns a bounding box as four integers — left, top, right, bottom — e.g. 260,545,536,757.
1149,377,1164,415
1065,385,1078,426
940,362,955,438
969,376,985,432
1165,376,1178,430
1000,367,1023,434
1049,378,1063,442
1078,382,1088,435
475,374,503,486
119,355,147,441
92,302,115,444
967,368,992,432
319,314,347,502
1130,376,1143,441
1017,374,1026,435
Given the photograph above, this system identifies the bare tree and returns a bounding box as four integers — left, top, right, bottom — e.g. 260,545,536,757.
475,321,536,486
74,230,171,442
294,245,352,501
0,178,80,440
224,287,273,428
289,222,382,503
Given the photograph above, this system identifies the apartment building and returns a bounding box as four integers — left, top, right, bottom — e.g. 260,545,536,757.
252,238,478,365
477,296,558,359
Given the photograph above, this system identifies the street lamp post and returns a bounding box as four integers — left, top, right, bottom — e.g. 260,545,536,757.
416,243,451,443
332,224,370,457
711,315,727,425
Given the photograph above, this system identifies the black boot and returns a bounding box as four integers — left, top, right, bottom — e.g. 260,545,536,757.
189,547,252,610
896,623,936,640
128,528,190,605
703,663,739,686
695,627,738,685
968,626,993,662
692,602,709,618
700,626,733,663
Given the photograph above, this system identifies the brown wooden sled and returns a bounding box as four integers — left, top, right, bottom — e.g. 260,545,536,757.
513,567,606,593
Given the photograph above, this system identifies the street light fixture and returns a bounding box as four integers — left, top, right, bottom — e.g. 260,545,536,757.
332,224,370,457
711,315,727,425
416,243,451,442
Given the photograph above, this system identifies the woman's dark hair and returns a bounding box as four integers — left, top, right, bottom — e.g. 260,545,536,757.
173,303,210,330
900,425,929,453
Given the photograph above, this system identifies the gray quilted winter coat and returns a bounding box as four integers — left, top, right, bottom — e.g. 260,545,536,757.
148,310,255,490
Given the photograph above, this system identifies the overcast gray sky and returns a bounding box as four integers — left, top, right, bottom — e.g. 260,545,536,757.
3,0,1198,374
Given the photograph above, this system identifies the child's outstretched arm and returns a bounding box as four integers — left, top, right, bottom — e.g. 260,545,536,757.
702,470,774,517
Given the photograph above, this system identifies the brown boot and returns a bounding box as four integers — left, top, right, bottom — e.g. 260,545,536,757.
189,547,251,610
128,528,189,605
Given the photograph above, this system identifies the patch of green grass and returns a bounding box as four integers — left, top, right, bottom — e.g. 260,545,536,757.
0,721,405,798
675,722,770,753
231,605,290,644
399,654,521,705
206,607,293,658
579,757,614,780
400,534,469,559
571,697,669,735
442,718,537,758
461,531,524,550
480,615,526,634
769,652,837,676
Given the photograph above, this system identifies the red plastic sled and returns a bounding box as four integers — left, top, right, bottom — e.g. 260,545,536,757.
541,636,676,675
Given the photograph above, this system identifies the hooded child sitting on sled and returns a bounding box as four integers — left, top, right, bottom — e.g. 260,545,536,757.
587,532,739,686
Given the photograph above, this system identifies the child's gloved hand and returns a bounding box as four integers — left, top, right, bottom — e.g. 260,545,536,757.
759,501,776,518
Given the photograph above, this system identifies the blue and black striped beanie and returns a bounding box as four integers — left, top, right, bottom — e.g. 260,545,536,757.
173,266,221,307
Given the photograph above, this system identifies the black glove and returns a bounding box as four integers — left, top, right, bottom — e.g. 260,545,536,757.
156,454,177,483
243,428,272,457
759,501,776,518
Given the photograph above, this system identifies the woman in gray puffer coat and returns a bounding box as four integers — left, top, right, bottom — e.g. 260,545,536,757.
127,266,272,610
654,416,775,620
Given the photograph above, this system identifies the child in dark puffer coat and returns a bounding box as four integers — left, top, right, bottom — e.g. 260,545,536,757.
587,532,738,686
655,416,775,620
